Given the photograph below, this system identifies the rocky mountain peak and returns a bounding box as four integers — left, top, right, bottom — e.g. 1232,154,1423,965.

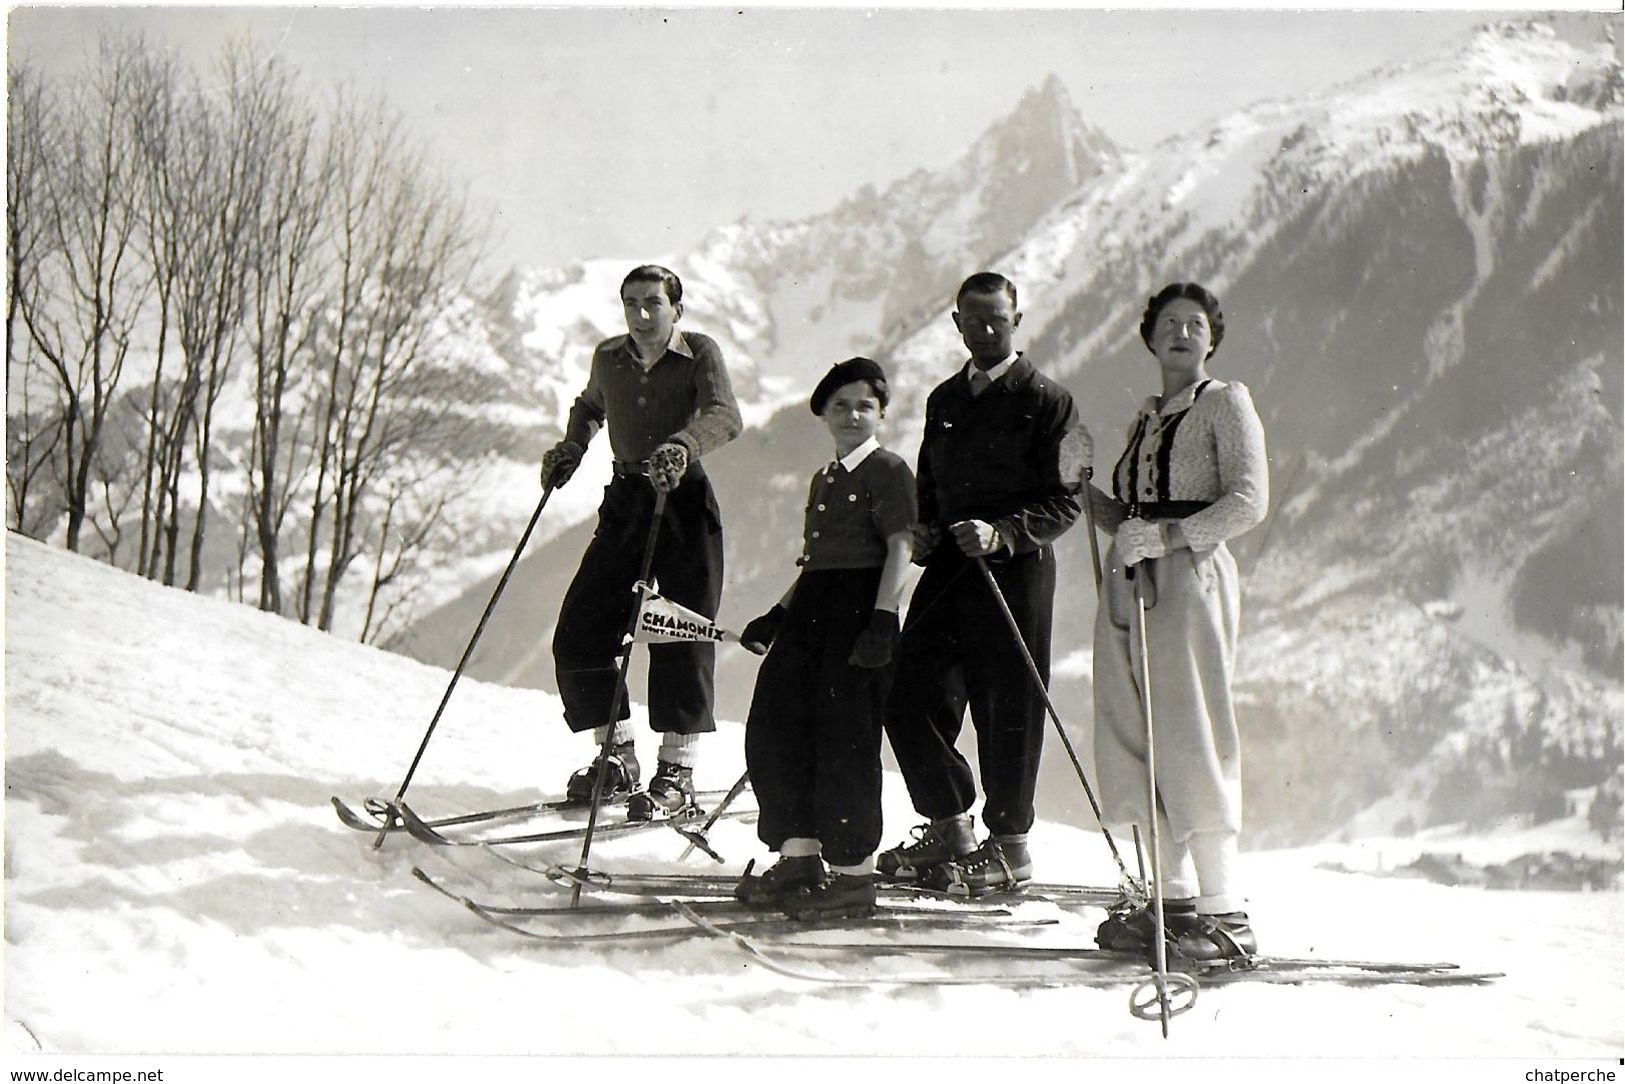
648,71,1124,378
973,73,1120,187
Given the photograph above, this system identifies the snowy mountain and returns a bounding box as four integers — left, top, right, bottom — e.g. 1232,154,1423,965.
920,17,1625,844
370,75,1111,631
478,75,1111,431
5,532,1621,1059
679,73,1122,381
385,76,1126,670
395,19,1622,850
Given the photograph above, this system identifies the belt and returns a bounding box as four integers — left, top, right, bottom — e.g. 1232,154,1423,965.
1128,500,1212,521
611,460,649,478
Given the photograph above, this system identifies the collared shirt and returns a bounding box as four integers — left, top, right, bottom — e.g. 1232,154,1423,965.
563,329,742,464
627,329,675,372
964,353,1019,392
838,436,880,472
797,441,916,571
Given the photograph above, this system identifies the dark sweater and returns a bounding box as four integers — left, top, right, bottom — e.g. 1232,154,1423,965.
562,329,742,464
797,446,917,571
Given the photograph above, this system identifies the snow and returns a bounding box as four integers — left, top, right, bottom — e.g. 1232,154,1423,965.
4,533,1621,1081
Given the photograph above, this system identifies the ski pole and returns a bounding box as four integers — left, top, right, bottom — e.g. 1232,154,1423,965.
372,485,556,850
571,485,668,906
1070,444,1139,891
675,769,751,863
1079,469,1104,591
1125,570,1199,1035
969,555,1138,889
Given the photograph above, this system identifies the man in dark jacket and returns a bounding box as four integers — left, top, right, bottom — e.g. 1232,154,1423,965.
877,271,1084,893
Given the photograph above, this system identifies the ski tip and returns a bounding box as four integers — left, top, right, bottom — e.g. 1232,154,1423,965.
332,796,402,833
394,801,455,845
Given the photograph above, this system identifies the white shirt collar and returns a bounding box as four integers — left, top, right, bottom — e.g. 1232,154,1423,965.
966,353,1018,386
837,436,880,472
626,328,689,370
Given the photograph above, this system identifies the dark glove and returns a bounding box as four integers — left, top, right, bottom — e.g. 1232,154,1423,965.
540,440,585,488
909,522,941,565
740,604,786,655
648,442,689,493
848,609,900,668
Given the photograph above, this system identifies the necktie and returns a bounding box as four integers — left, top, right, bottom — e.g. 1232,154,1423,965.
969,369,992,398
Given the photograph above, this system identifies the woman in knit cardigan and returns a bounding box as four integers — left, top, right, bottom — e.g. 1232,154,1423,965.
1089,281,1270,962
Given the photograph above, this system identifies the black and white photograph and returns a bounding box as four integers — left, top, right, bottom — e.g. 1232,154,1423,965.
4,2,1621,1077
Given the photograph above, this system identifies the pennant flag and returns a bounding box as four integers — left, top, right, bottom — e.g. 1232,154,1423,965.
627,582,740,645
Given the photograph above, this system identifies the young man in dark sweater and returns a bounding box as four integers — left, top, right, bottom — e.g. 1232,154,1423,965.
877,271,1085,892
540,265,742,820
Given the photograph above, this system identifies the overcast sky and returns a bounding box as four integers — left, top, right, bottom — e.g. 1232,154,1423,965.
4,5,1547,272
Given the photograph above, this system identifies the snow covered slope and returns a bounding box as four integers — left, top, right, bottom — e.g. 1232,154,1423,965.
4,533,1620,1063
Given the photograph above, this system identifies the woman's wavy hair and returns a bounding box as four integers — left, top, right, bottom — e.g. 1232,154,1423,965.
1139,282,1225,359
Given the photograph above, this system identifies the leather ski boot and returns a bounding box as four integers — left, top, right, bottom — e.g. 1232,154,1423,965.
875,814,975,882
565,741,639,804
627,760,697,821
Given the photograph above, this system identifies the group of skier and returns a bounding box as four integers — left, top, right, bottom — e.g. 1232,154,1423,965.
539,264,1269,963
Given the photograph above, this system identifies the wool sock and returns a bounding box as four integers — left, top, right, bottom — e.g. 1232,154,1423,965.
657,730,699,768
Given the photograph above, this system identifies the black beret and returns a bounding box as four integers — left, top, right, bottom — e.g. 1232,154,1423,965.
810,356,889,415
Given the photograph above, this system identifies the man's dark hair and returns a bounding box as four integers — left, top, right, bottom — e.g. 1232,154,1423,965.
622,264,684,305
955,271,1017,311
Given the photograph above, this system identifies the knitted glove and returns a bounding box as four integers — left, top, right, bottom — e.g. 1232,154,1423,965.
1057,426,1094,491
1115,518,1169,567
848,610,900,669
540,440,585,488
648,442,689,493
740,604,787,656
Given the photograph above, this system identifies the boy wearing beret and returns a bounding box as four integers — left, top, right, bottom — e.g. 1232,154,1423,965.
735,358,916,918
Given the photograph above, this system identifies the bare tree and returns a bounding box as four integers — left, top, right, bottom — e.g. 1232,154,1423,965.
358,465,453,646
85,421,143,564
5,64,66,536
10,38,151,553
297,91,480,633
240,57,334,615
11,32,496,648
126,41,186,580
170,44,298,591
